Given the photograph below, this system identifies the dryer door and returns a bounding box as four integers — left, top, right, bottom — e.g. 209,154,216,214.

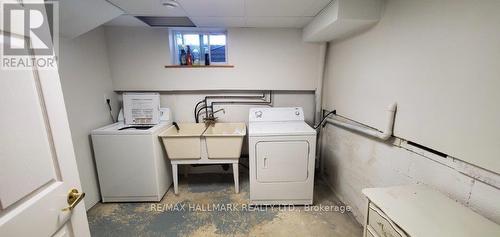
256,141,309,182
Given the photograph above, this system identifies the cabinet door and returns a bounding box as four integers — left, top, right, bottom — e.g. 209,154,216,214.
256,141,309,182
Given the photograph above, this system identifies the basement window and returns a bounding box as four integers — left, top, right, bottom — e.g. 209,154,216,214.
170,30,228,65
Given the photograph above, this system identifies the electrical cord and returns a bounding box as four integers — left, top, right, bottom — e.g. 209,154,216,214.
313,110,336,129
106,99,115,123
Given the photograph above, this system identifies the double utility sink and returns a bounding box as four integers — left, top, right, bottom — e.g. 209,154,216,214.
159,123,246,194
160,123,246,160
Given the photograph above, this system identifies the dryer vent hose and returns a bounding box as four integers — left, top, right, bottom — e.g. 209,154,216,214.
313,110,336,129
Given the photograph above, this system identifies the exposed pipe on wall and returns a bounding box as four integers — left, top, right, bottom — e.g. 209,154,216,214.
325,103,397,140
209,91,272,108
315,42,328,174
314,43,328,126
194,91,273,122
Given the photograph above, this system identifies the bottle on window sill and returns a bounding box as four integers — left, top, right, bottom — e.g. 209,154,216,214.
204,53,210,66
180,48,187,65
186,45,192,66
193,48,200,65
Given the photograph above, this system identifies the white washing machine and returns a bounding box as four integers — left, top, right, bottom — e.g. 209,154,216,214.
91,108,173,202
248,107,317,205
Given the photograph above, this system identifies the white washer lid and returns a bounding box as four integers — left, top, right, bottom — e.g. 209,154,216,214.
249,121,316,136
91,122,171,135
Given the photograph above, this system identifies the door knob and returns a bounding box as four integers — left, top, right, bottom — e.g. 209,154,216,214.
62,188,85,211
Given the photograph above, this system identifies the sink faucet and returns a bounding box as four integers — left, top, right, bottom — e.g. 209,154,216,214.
203,108,225,126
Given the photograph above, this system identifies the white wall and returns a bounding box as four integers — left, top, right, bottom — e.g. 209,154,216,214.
105,25,319,157
322,126,500,225
322,0,500,173
59,27,118,209
321,0,500,225
105,26,322,91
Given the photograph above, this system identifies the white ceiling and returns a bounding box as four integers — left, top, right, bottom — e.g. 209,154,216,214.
105,0,332,28
59,0,123,38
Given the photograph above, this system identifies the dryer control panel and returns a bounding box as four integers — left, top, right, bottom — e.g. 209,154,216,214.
249,107,304,122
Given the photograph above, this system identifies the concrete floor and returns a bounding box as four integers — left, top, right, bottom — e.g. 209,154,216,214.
87,170,362,237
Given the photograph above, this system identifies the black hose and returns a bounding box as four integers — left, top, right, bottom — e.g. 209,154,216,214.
194,100,205,123
106,99,115,123
196,106,211,122
172,122,180,132
313,110,336,129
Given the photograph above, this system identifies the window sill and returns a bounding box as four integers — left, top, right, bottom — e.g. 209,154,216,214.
164,65,234,68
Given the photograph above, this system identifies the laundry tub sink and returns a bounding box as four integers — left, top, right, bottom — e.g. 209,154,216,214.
203,123,246,159
159,122,246,194
159,123,206,159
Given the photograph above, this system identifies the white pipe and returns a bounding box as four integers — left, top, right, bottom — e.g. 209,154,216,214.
325,103,397,140
314,42,328,125
315,42,328,175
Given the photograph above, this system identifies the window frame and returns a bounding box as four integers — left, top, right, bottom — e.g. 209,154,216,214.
169,28,228,65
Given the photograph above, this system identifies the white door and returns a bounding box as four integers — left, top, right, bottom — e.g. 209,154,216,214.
0,4,90,236
256,141,309,182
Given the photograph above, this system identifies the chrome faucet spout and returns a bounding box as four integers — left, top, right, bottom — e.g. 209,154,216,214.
213,108,225,115
203,108,225,126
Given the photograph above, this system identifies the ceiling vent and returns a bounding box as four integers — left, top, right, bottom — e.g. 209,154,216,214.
135,16,196,27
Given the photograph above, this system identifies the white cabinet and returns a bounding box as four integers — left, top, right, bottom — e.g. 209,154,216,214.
366,203,407,237
362,185,500,237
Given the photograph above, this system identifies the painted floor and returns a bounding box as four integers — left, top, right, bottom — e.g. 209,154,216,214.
87,170,362,237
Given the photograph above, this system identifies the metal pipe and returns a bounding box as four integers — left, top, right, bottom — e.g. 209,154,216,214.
315,43,328,126
204,97,209,119
193,91,273,123
212,108,225,115
196,106,211,122
209,91,272,108
315,42,328,175
205,94,265,100
325,103,397,140
204,92,266,107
